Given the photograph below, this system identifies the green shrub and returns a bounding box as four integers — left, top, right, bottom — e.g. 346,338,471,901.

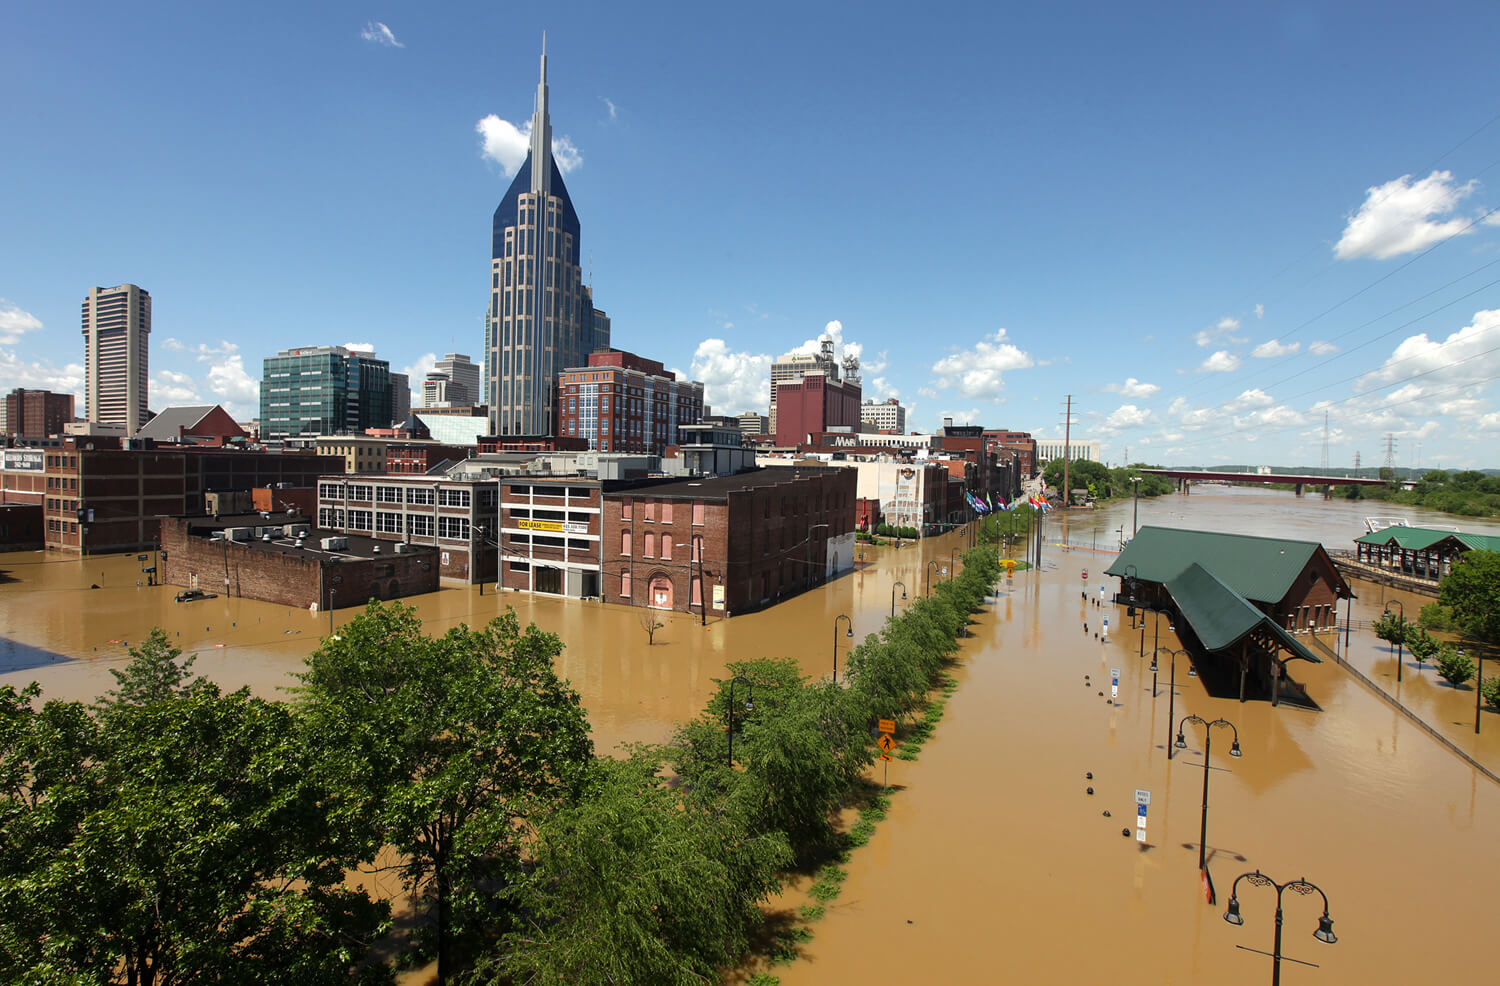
1435,645,1476,688
799,903,825,922
1406,628,1440,665
1480,674,1500,710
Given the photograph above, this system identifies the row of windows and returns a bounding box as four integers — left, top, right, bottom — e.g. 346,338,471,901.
619,500,708,525
45,497,78,513
319,483,466,507
618,531,703,560
45,475,78,490
617,570,706,605
46,519,79,534
43,455,78,469
320,507,435,537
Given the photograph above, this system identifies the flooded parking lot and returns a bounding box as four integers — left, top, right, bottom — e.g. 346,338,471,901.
4,486,1498,983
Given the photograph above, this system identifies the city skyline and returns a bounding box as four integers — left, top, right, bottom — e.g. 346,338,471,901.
5,3,1500,467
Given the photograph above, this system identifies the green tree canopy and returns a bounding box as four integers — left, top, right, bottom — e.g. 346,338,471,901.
296,602,594,985
1438,550,1500,647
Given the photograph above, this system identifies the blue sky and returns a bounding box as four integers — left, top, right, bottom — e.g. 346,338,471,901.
5,1,1500,469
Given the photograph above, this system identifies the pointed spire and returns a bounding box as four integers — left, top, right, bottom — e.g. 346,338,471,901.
530,36,551,197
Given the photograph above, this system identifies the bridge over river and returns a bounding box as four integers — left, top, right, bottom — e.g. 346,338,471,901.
1140,467,1388,495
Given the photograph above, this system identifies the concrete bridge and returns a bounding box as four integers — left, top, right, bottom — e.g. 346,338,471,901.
1140,468,1388,496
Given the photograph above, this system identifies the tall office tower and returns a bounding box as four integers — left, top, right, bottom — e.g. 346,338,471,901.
4,388,75,437
425,353,480,407
488,47,607,436
81,284,151,434
390,372,411,423
258,345,392,440
768,337,841,437
860,398,906,434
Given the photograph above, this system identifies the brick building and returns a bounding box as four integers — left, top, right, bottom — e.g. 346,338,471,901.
773,371,862,447
315,474,499,583
0,503,43,550
601,466,857,617
2,449,46,505
41,438,343,554
159,514,438,609
385,443,471,475
556,349,704,455
497,476,613,597
984,429,1037,479
4,389,74,438
135,405,248,446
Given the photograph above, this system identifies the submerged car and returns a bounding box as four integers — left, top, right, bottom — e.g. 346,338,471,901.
174,589,217,603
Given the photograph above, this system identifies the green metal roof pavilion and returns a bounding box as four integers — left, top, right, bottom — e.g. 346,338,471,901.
1104,526,1353,605
1354,525,1500,553
1165,563,1322,665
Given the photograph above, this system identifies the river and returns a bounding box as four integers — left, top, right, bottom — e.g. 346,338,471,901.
3,486,1497,984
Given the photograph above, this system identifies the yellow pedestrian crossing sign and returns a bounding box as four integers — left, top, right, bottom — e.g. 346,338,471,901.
877,733,897,753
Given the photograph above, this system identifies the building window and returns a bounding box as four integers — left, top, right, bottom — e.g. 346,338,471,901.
644,532,656,558
377,512,402,533
692,535,703,562
348,485,373,501
621,530,631,555
644,500,657,522
347,510,372,531
661,501,673,524
620,570,631,597
377,486,402,503
438,488,471,507
661,535,673,561
692,502,705,526
438,516,470,540
408,515,433,537
406,487,434,505
691,576,702,607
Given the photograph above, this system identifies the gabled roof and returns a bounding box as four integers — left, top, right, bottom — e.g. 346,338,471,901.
1165,563,1321,664
135,405,220,441
1105,525,1351,603
1354,524,1500,553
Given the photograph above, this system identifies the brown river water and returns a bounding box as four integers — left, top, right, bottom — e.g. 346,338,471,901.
4,486,1498,984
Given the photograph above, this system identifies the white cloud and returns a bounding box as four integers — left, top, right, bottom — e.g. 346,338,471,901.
161,337,185,351
917,387,938,399
862,350,889,375
1251,338,1300,358
0,300,42,344
401,352,438,402
152,370,201,406
360,21,404,48
937,409,981,426
1197,350,1241,373
189,341,239,359
1102,404,1151,431
602,97,618,121
1195,316,1246,348
0,348,83,396
1309,341,1339,356
342,341,375,353
930,329,1034,400
864,376,900,402
688,338,773,415
1103,377,1159,399
476,115,582,176
1225,388,1276,411
1254,304,1265,319
205,356,258,416
1357,308,1500,393
1335,171,1480,260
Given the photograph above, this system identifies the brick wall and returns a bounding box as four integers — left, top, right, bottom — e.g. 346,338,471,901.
159,519,438,608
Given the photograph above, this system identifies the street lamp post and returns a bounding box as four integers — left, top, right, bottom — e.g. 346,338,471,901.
926,560,941,598
1130,475,1142,536
1124,565,1141,658
949,547,958,581
1383,599,1405,683
1153,646,1188,757
1223,871,1338,986
1175,714,1242,870
891,580,908,618
326,573,343,635
833,614,853,682
726,675,755,766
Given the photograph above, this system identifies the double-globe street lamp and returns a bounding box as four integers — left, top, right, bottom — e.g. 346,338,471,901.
1153,647,1191,757
833,614,853,682
1175,714,1242,870
926,560,942,598
891,580,908,618
1383,599,1406,683
1123,565,1143,658
726,675,755,766
1223,870,1337,986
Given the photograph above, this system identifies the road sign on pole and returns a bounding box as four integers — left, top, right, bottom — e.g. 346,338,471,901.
877,733,897,753
878,719,896,735
1110,668,1121,700
1134,789,1151,843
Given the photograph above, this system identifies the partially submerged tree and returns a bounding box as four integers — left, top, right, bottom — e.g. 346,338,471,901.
639,608,665,645
297,602,594,985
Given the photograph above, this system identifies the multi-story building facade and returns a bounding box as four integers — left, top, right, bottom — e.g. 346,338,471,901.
1035,438,1101,463
601,466,857,617
768,345,838,437
259,346,392,441
774,369,862,446
81,284,150,435
423,354,480,408
315,473,499,583
4,388,74,438
736,412,769,437
556,349,704,455
487,48,609,437
390,372,411,423
984,429,1037,478
41,438,342,553
861,398,905,434
497,476,609,597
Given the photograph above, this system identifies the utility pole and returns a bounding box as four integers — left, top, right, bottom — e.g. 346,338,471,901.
1061,395,1075,509
1320,412,1330,471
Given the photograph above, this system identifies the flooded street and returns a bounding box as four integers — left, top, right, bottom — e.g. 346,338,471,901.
4,486,1499,983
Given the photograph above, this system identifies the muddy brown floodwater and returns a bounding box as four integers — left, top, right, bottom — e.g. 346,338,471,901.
4,486,1499,984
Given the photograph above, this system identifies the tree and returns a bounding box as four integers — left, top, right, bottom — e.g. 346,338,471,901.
1482,674,1500,711
639,609,665,645
1439,550,1500,648
1406,628,1440,667
297,602,594,985
495,756,789,986
0,675,390,985
1372,611,1407,650
99,627,209,710
1435,645,1476,689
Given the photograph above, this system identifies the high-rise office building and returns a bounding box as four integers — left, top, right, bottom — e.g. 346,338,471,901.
861,398,906,434
258,345,392,440
488,47,608,437
557,349,703,454
4,388,75,437
390,372,411,423
424,353,481,407
81,284,150,434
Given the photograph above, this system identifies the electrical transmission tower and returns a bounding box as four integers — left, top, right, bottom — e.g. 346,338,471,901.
1383,433,1398,473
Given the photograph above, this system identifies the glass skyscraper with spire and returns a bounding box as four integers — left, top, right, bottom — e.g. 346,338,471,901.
487,46,609,436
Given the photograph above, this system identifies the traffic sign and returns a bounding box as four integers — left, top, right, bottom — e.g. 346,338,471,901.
878,719,896,734
877,734,897,752
879,752,892,762
1134,788,1152,805
1110,668,1121,699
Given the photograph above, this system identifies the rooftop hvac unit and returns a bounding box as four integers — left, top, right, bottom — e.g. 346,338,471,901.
225,527,253,542
319,536,348,551
295,539,305,548
282,524,310,538
393,543,409,554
